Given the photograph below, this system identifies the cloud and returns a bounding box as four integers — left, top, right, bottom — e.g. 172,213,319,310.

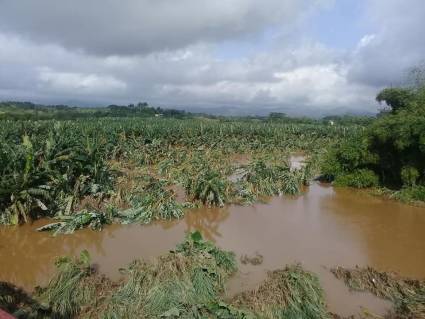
161,64,375,111
38,68,127,94
0,0,309,56
347,0,425,87
0,30,377,114
0,0,424,115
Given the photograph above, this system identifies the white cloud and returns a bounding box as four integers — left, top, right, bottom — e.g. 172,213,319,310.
38,68,127,94
356,34,376,51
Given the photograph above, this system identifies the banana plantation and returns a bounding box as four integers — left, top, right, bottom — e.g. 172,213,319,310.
0,117,359,233
2,116,425,319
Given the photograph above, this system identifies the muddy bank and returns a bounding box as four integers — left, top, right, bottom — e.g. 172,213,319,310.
1,183,425,317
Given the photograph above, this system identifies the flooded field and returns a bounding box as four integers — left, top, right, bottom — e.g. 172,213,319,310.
1,183,425,317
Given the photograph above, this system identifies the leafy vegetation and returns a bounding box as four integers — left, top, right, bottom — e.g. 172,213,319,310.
321,71,425,203
1,113,358,231
233,264,330,319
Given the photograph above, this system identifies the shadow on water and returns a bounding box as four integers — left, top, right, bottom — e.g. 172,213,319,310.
1,183,425,317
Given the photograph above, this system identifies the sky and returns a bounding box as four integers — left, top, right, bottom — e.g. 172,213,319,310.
0,0,424,116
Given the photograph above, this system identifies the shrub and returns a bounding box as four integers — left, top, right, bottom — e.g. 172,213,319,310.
400,166,419,187
334,169,379,188
395,185,425,202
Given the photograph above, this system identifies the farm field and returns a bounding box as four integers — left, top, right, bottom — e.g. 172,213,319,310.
2,1,425,317
1,113,425,319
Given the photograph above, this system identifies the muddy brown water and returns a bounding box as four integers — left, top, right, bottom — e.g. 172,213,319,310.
1,183,425,317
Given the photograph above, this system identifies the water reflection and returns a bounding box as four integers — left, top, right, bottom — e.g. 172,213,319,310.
184,207,230,241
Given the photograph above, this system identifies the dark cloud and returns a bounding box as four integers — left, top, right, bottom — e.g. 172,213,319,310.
0,0,307,56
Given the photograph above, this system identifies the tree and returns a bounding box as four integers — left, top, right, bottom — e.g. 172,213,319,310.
376,88,414,113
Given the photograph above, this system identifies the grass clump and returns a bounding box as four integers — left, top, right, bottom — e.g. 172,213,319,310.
35,250,97,318
232,264,330,319
331,266,425,319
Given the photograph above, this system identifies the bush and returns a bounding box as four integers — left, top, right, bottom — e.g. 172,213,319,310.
395,185,425,202
334,169,379,188
320,134,377,183
400,166,419,187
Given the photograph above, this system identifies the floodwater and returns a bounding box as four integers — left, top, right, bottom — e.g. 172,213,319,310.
1,183,425,317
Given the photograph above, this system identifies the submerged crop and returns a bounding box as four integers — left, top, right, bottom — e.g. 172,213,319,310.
1,117,357,231
0,232,348,319
332,266,425,318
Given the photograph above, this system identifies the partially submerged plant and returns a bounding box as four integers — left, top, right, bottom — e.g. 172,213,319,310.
238,160,303,198
37,210,112,236
36,250,95,318
331,266,425,319
184,168,229,207
1,116,356,227
117,175,184,224
233,264,330,319
88,231,238,318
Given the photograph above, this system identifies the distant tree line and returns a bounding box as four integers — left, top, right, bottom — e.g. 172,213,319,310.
0,101,375,125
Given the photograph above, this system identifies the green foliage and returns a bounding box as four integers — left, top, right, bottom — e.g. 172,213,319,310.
233,264,330,319
176,231,237,274
241,160,302,196
334,169,379,188
395,185,425,203
401,166,420,187
36,210,112,236
0,124,113,225
1,116,360,226
37,250,94,318
184,168,229,207
368,106,425,187
98,232,238,318
0,281,43,319
323,79,425,198
118,175,184,224
376,88,415,113
321,134,377,183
